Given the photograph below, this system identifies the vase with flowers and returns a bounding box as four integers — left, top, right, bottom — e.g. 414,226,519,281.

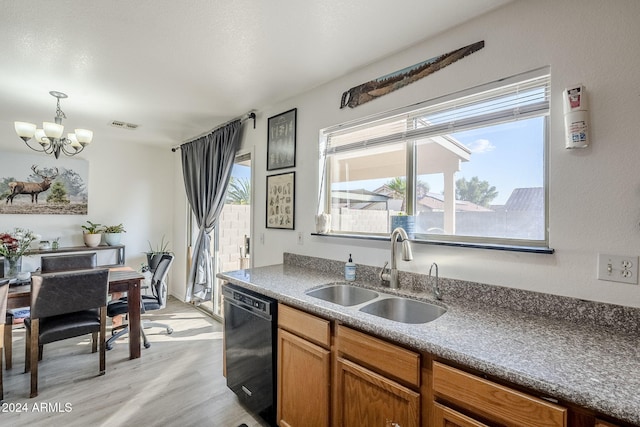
0,227,38,278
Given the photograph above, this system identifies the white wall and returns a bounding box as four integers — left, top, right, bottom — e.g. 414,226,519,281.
0,137,176,291
239,0,640,308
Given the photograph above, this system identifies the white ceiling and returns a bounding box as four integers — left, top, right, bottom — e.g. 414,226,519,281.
1,0,511,150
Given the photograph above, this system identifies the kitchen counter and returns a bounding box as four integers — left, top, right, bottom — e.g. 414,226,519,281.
219,261,640,425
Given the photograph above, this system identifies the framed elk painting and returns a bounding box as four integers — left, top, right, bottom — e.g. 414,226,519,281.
0,151,89,215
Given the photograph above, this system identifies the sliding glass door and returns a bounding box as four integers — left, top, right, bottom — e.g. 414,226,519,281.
196,153,251,319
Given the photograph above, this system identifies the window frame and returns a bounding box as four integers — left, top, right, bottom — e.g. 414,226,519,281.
319,68,552,253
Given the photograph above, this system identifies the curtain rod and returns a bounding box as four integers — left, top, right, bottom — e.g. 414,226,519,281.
171,111,256,152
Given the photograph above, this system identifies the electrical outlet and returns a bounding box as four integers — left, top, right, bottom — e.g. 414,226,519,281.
297,232,304,245
597,253,638,285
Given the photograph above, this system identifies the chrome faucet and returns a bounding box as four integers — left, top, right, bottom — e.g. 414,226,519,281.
380,227,413,289
429,262,442,301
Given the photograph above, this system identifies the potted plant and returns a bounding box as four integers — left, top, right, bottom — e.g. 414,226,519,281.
1,227,38,278
146,235,173,272
103,223,126,246
81,221,103,247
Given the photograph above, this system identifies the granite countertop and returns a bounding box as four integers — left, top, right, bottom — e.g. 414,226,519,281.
219,263,640,425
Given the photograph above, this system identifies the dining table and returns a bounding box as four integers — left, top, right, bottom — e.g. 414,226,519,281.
6,267,144,360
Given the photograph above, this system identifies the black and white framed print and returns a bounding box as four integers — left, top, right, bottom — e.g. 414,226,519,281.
267,108,296,171
266,172,295,230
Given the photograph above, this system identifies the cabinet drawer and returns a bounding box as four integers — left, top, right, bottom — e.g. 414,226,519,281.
433,362,566,427
336,325,420,388
595,420,621,427
278,303,331,348
433,402,490,427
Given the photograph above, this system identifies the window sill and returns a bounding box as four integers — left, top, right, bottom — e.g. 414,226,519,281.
310,233,554,254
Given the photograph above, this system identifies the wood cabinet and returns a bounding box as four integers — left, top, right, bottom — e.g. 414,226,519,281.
334,325,421,427
335,357,419,427
432,361,567,427
433,402,490,427
594,420,621,427
274,304,630,427
277,304,331,427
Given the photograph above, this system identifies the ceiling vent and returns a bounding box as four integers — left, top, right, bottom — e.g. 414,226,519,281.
109,120,139,130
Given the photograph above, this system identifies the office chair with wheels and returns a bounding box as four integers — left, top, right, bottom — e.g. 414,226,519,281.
24,269,109,398
106,253,174,350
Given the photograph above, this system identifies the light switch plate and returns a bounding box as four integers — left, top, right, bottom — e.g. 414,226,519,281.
597,253,638,285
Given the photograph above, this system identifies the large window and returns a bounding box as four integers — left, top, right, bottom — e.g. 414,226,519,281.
320,68,550,249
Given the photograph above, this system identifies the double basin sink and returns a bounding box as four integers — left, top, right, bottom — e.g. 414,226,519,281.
305,283,446,324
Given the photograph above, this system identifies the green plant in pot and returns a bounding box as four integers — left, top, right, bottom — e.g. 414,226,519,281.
81,221,103,248
103,223,126,246
146,235,173,272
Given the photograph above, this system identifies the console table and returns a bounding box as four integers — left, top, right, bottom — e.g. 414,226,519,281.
22,244,125,266
1,245,125,279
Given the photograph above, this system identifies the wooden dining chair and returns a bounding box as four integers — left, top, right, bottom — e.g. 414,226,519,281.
4,252,99,371
0,278,9,401
24,269,109,398
41,252,97,273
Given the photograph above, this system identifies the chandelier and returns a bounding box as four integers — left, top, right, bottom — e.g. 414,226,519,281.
14,91,93,159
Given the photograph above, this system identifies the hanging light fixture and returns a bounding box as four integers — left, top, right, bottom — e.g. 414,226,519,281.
14,91,93,159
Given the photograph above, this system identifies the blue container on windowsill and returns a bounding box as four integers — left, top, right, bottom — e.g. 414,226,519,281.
390,215,415,238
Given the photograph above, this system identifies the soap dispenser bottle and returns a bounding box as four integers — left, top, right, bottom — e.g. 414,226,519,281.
345,254,356,282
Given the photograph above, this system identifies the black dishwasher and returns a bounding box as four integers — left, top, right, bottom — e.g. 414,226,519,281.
222,283,277,426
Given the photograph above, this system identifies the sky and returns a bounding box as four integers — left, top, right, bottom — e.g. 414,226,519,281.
329,116,545,206
425,116,545,205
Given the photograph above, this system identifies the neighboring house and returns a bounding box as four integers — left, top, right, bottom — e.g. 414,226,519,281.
503,187,544,212
331,188,391,210
417,192,492,212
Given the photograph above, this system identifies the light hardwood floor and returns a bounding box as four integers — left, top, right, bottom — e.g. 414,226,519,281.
1,297,270,427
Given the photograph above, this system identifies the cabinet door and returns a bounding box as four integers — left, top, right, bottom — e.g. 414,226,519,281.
433,402,489,427
335,357,419,427
277,328,331,427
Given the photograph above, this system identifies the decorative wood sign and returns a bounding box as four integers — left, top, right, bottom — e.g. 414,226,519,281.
340,40,485,109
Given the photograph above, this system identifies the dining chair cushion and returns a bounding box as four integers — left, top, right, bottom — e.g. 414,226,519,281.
40,253,97,273
24,309,100,345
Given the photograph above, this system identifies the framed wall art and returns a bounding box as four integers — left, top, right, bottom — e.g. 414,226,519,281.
266,172,295,230
0,151,89,215
267,108,296,171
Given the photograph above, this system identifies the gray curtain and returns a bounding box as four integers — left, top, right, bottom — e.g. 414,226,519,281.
181,120,242,302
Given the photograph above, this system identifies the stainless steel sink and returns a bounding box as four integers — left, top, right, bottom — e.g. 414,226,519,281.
306,284,379,306
359,297,446,324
